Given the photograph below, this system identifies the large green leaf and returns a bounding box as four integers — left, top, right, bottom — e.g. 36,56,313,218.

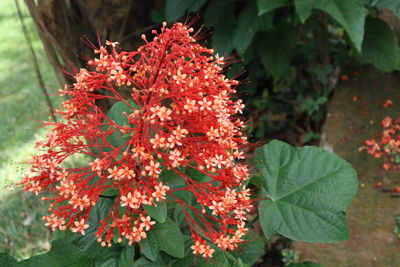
119,247,135,267
359,17,399,72
257,0,287,15
233,1,274,52
258,24,297,79
370,0,400,17
0,253,16,267
104,100,138,149
212,23,236,56
256,140,358,242
94,247,122,267
17,239,93,267
151,218,185,258
143,201,167,223
165,0,207,21
204,0,235,27
169,236,195,267
295,0,366,51
204,0,237,56
139,231,160,261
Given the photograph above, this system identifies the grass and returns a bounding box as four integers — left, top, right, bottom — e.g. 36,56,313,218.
0,0,60,260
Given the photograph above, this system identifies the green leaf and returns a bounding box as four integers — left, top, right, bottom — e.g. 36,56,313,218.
17,239,93,267
152,218,185,258
95,246,122,267
132,256,166,267
184,167,212,183
165,0,207,21
159,169,185,188
101,187,119,197
359,17,399,72
204,0,235,27
231,231,265,266
234,1,275,52
73,197,115,259
0,253,17,267
52,228,74,241
194,246,229,267
169,236,195,267
139,231,159,261
212,23,236,56
370,0,400,17
105,100,138,149
256,140,358,242
257,0,287,15
287,262,323,267
294,0,366,51
204,0,237,56
119,247,135,267
258,24,297,79
107,100,139,126
170,256,194,267
72,198,122,266
143,201,167,223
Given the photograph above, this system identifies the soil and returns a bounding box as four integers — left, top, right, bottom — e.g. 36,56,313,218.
293,66,400,266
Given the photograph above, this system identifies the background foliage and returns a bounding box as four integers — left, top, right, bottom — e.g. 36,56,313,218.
158,0,400,143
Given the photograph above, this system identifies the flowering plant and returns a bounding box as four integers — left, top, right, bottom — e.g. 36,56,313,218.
15,22,358,266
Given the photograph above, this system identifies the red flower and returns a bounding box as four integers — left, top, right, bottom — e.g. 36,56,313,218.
381,99,394,108
381,117,392,128
21,22,251,257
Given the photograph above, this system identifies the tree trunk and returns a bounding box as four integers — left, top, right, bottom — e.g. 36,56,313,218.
24,0,163,111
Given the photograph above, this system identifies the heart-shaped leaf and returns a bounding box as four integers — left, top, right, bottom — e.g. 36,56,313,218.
152,218,185,258
256,140,358,242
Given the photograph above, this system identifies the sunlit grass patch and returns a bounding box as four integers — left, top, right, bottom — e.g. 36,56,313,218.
0,0,60,260
0,191,51,260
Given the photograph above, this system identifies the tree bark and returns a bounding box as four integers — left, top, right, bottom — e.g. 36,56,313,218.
24,0,163,110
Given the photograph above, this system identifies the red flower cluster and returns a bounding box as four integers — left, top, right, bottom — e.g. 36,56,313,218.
363,116,400,171
21,22,252,257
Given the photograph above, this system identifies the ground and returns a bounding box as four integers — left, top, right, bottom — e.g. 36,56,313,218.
294,66,400,266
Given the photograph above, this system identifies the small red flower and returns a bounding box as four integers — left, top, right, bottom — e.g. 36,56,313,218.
381,117,393,128
381,99,394,108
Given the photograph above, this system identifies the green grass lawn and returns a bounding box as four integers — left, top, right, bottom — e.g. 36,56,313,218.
0,0,60,260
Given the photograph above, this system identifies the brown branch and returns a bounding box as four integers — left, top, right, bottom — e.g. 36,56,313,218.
15,0,56,122
23,0,68,87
